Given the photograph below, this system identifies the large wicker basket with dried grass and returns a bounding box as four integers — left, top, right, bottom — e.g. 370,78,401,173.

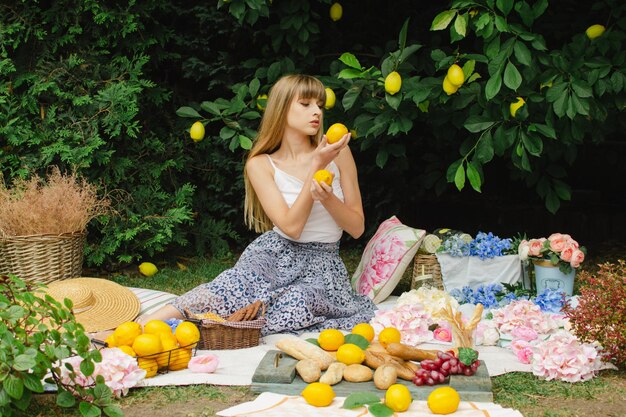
0,169,108,283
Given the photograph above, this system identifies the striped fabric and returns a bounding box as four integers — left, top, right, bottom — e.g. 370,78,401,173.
129,287,177,316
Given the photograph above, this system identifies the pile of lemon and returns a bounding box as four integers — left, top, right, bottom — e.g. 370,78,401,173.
105,320,200,377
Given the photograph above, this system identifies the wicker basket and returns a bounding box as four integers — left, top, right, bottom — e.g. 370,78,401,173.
190,307,266,350
0,231,86,284
412,253,443,290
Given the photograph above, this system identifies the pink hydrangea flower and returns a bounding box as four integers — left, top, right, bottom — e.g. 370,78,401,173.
516,346,534,364
511,326,539,342
532,331,602,383
492,300,559,335
371,303,432,345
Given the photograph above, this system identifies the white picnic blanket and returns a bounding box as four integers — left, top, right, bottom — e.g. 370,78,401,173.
216,392,524,417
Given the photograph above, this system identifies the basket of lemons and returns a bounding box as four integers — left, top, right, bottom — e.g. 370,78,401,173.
104,319,200,377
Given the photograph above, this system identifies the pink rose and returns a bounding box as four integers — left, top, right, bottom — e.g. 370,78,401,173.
433,327,452,342
188,354,219,373
570,249,585,268
516,346,534,364
528,239,545,257
548,233,567,253
560,246,574,262
511,326,538,342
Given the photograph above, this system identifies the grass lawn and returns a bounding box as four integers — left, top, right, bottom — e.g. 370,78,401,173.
29,249,626,417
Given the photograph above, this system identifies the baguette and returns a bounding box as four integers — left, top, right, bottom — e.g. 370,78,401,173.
385,342,439,361
319,362,346,385
364,350,415,380
275,338,334,370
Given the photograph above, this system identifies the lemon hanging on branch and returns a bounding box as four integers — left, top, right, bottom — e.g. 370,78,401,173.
384,71,402,95
442,76,458,95
447,64,465,87
510,97,526,118
256,94,268,111
189,121,205,142
329,3,342,21
585,24,606,40
324,87,336,109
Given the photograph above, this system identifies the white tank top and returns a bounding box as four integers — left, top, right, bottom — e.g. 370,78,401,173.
266,155,344,243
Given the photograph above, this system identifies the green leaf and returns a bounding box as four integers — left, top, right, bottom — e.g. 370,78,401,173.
248,78,260,97
466,162,482,192
238,135,252,150
532,123,556,139
513,41,532,66
12,354,36,372
342,392,381,409
175,106,201,118
454,163,465,190
458,347,479,366
342,86,361,111
306,338,320,347
79,401,102,417
4,375,23,399
56,390,76,408
398,18,410,51
494,15,508,32
369,402,395,417
339,53,363,70
476,131,494,163
570,94,589,116
80,359,95,377
521,131,543,156
462,60,475,80
503,62,522,90
344,334,370,350
376,149,389,168
454,14,468,37
220,126,237,140
553,92,569,117
485,74,502,100
385,93,401,110
22,373,44,393
104,405,125,417
200,101,222,116
338,68,363,79
240,111,261,120
496,0,513,15
571,81,593,98
431,10,457,30
545,191,560,214
464,115,495,133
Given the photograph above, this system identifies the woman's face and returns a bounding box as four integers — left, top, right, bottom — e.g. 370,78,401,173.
285,94,323,138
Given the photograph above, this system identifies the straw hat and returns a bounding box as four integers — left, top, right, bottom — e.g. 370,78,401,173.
43,277,140,332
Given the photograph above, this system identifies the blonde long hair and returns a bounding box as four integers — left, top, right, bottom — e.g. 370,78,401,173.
244,74,326,232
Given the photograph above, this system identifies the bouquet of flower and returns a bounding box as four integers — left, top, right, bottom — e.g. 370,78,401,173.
518,233,586,274
438,231,513,260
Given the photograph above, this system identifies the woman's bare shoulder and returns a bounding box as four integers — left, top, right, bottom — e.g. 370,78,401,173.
246,154,271,172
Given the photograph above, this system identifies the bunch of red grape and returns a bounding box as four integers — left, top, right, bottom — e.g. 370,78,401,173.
412,351,481,386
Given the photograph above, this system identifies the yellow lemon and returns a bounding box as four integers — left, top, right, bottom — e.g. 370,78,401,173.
427,386,461,414
189,121,205,142
329,3,342,22
132,333,163,357
313,169,334,187
336,343,365,365
175,321,201,348
156,333,180,367
349,129,357,139
442,76,459,95
385,383,412,412
116,345,136,357
585,24,606,40
104,334,117,348
301,382,335,407
324,87,336,109
378,327,401,347
510,97,526,118
447,64,465,87
325,123,348,144
318,329,345,351
143,320,172,335
384,71,402,95
351,323,375,342
137,357,159,378
256,94,268,111
138,262,158,277
113,321,142,347
168,348,193,371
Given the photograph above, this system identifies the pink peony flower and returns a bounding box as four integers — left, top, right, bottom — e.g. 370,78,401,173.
560,246,574,262
548,233,567,253
528,239,545,257
512,326,539,342
188,354,219,373
371,303,433,346
433,326,452,342
570,249,585,269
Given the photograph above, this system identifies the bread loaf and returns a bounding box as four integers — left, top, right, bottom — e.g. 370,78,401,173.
275,338,334,370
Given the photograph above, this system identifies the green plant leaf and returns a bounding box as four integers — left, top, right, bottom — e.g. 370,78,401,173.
248,78,260,97
476,130,494,163
104,405,125,417
12,354,36,372
79,400,101,417
306,338,320,347
458,347,479,365
376,148,389,168
339,53,363,70
462,60,475,80
496,0,514,15
504,61,522,90
454,163,466,190
532,123,556,139
571,80,593,98
485,74,502,100
398,18,410,51
466,162,482,192
344,334,370,350
521,131,543,156
464,115,495,133
238,135,253,150
342,86,362,111
494,15,508,32
386,93,401,110
454,14,468,38
338,68,363,79
175,106,202,118
56,390,76,408
513,41,532,66
200,101,222,116
80,359,95,377
342,392,380,409
431,10,457,31
4,375,23,399
369,402,394,417
22,373,44,393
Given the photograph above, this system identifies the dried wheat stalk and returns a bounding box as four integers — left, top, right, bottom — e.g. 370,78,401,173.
438,301,484,348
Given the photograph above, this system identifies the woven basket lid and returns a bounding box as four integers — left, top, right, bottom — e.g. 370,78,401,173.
44,277,140,332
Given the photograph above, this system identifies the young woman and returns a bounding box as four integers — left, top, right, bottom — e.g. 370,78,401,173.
140,74,376,335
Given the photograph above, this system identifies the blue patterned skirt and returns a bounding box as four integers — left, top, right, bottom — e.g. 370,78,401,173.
170,231,376,335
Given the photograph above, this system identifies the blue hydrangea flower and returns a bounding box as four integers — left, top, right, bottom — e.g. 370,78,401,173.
165,318,183,332
533,288,566,313
468,232,512,259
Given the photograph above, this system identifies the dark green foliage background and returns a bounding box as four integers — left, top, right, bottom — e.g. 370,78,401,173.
1,0,624,268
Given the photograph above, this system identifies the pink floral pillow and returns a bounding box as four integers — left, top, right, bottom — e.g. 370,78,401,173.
351,216,426,303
